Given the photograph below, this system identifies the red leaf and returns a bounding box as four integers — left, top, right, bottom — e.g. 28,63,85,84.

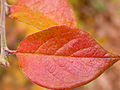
9,0,77,30
17,26,120,89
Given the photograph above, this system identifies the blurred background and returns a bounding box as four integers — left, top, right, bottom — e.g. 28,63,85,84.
0,0,120,90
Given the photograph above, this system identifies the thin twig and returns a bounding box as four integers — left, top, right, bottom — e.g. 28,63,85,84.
0,0,9,67
0,0,17,67
0,0,7,51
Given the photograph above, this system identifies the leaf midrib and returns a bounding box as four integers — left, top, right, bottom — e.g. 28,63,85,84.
17,52,120,59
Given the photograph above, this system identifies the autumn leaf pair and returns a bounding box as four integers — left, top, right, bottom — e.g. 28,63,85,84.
9,0,120,89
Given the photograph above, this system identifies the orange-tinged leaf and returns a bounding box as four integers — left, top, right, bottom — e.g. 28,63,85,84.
9,0,77,30
17,26,120,89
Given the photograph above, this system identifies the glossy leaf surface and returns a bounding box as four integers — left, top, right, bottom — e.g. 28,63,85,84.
9,0,77,30
17,26,120,89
